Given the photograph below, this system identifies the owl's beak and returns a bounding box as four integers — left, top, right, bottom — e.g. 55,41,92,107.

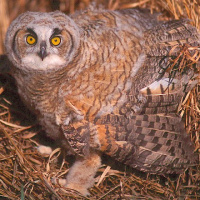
39,41,47,61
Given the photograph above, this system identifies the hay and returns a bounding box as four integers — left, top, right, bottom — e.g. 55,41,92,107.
0,0,199,199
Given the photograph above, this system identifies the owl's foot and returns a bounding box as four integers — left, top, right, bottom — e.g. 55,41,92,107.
64,151,101,196
37,145,53,155
65,183,90,196
52,178,90,196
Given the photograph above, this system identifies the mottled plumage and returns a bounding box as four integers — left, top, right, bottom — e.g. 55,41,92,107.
5,7,199,195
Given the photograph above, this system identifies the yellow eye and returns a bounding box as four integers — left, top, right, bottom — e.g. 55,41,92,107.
51,36,61,46
26,35,36,45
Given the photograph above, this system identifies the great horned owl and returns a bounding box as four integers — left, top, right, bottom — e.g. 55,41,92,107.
5,7,199,195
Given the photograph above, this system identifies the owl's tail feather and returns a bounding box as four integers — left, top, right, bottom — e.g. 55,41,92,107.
97,113,198,174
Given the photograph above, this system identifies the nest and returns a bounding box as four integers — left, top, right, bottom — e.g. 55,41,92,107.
0,0,199,199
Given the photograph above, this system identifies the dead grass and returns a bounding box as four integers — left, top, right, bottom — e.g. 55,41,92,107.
0,0,199,199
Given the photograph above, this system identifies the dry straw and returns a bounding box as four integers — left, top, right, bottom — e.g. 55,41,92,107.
0,0,199,199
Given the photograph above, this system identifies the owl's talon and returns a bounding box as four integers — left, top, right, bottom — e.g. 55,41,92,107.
52,178,90,196
51,177,67,186
65,183,90,196
37,145,53,156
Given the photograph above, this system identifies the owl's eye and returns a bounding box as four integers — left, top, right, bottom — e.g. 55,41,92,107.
51,36,61,46
26,35,37,45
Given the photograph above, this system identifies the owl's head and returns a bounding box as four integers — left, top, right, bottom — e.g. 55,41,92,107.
5,11,80,71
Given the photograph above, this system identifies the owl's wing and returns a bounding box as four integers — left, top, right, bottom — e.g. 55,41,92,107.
94,113,198,174
145,19,200,56
127,19,200,115
61,111,197,174
61,19,199,173
108,20,199,173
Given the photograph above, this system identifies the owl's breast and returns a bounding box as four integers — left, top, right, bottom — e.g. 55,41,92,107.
13,70,67,140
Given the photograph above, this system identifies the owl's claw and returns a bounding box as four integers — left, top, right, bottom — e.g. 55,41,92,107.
64,183,90,196
37,145,53,155
52,178,90,196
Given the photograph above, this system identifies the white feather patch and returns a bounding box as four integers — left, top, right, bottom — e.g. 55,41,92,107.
22,54,66,70
140,78,179,95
